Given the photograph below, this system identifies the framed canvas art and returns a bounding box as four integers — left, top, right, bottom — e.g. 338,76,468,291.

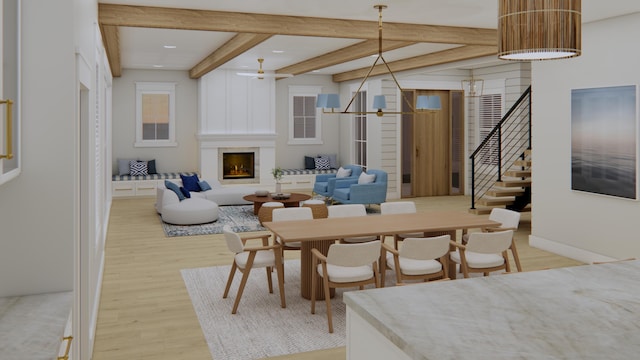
571,85,637,199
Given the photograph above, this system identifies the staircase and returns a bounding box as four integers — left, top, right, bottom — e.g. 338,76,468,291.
470,86,532,215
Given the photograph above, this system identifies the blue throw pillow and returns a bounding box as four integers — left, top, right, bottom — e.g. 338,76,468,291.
180,174,201,192
198,180,212,191
147,159,157,174
164,180,185,201
304,156,315,170
180,187,191,198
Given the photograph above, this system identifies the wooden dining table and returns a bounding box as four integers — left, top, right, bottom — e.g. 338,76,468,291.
263,211,500,300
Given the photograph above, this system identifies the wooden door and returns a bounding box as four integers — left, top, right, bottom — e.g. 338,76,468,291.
413,90,450,196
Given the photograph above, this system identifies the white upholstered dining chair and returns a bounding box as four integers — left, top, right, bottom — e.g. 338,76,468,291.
380,201,424,248
222,225,285,314
380,235,450,286
271,206,314,251
463,208,522,272
327,204,379,243
311,240,382,333
450,230,514,278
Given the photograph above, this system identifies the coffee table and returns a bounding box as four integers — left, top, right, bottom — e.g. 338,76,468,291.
243,193,311,215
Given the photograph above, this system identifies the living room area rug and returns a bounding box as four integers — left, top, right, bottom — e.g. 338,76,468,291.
161,205,266,237
181,260,353,359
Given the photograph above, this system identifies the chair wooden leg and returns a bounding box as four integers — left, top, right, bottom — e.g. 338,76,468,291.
265,266,273,293
311,257,318,314
275,250,286,309
231,252,256,314
510,240,523,272
503,250,511,273
460,251,470,278
323,274,333,333
223,262,237,299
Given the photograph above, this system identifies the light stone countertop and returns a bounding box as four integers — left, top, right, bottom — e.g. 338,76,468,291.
344,260,640,360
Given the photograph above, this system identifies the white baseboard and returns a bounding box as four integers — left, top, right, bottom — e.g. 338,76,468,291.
529,235,617,264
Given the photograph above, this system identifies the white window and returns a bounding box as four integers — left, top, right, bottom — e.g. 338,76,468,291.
288,85,322,145
135,82,177,147
354,91,367,168
478,93,503,165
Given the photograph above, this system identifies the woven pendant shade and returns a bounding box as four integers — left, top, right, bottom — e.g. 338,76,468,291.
498,0,581,60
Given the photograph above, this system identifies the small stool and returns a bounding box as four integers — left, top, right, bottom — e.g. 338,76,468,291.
302,199,328,219
258,202,284,224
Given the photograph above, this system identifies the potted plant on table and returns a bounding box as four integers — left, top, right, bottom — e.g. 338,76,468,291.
272,167,284,193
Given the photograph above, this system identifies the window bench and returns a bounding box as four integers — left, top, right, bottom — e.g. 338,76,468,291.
111,172,199,198
278,168,337,191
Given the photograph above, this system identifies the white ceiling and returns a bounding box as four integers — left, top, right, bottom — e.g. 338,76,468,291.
100,0,640,75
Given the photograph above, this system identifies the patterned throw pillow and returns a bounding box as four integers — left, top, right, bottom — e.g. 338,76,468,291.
129,160,148,176
314,156,331,170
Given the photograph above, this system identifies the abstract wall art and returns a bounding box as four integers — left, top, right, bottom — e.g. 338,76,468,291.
571,85,637,199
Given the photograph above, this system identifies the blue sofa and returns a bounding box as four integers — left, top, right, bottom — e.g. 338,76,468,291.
312,164,362,197
331,169,388,205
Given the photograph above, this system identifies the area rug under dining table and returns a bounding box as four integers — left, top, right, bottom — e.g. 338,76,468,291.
181,259,354,359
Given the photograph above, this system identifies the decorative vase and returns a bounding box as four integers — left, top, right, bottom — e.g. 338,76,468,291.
275,182,282,194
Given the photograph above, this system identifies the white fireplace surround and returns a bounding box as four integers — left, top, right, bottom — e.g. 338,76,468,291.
197,133,277,186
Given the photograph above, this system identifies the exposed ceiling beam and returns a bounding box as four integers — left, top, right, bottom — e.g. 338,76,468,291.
100,25,121,77
332,45,498,82
98,4,497,45
189,33,272,79
276,39,415,76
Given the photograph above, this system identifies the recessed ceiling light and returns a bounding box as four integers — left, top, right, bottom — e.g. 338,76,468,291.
163,45,177,49
312,70,320,73
272,50,284,54
152,64,164,68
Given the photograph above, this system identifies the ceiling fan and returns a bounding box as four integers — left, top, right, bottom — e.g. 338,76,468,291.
236,58,293,79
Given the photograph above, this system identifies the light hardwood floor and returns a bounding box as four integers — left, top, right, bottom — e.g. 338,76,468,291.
92,195,583,360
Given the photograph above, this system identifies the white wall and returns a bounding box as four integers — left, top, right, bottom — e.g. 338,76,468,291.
112,69,199,173
0,0,76,297
530,12,640,262
275,74,341,169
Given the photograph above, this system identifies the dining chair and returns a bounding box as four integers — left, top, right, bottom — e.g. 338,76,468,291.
311,240,382,333
271,207,314,252
380,235,450,286
327,204,379,243
449,230,514,278
463,208,523,272
380,201,425,248
222,225,285,314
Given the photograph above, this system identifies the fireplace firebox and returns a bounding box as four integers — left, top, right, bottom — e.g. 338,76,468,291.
222,152,255,179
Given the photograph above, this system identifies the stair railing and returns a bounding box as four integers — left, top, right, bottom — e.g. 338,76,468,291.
470,86,531,210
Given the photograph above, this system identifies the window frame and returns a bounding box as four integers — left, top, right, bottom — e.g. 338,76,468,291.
353,90,367,169
135,82,177,147
476,91,504,166
288,85,323,145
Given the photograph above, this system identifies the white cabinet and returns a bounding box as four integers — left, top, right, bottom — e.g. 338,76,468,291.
112,180,161,198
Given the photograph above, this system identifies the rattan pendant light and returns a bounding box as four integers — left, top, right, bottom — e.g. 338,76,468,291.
498,0,581,60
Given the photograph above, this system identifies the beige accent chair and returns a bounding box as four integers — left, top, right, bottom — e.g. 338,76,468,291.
380,235,450,286
311,240,382,333
327,204,378,243
222,225,285,314
450,230,514,278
